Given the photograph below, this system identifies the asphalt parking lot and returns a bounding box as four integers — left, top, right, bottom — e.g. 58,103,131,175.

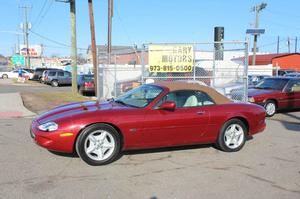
0,80,299,199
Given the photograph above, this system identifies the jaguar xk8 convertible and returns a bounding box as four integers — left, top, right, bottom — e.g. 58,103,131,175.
30,81,266,166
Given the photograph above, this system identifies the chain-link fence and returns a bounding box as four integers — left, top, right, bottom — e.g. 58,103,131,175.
96,41,251,102
141,41,249,102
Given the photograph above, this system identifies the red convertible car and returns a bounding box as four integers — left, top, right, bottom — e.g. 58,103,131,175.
30,81,266,166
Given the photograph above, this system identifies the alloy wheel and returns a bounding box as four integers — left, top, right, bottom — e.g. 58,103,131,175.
224,124,245,149
84,130,115,161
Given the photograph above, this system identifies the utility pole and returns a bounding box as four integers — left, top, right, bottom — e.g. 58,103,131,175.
287,37,291,53
55,0,78,93
251,2,267,65
295,37,297,53
277,36,280,54
107,0,113,64
88,0,98,97
20,5,31,68
70,0,78,93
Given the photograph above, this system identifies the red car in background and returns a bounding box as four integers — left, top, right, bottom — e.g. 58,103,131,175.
247,77,300,117
30,81,266,166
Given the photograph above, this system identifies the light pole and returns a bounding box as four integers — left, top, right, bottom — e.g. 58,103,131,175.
251,2,267,65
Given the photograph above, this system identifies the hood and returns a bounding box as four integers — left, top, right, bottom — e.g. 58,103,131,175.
35,100,126,124
248,88,280,97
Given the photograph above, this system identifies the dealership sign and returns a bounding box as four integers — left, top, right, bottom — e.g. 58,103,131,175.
148,44,194,72
20,44,43,57
11,55,25,66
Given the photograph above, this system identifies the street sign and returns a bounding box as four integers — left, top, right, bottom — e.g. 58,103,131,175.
246,29,265,35
148,44,194,72
11,55,25,66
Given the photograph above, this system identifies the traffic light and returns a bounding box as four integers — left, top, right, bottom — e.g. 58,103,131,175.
214,27,224,60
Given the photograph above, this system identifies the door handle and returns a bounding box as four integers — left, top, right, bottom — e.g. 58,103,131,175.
196,111,205,115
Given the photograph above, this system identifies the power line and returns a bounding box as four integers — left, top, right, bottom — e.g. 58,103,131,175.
32,0,54,30
30,30,87,50
32,0,48,27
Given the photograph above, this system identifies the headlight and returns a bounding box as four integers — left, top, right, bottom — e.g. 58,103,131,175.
248,97,255,103
38,122,58,132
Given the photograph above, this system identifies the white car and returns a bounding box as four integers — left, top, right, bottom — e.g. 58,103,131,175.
0,69,34,79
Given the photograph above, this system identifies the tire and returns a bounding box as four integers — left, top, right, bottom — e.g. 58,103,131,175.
217,119,247,152
2,74,8,79
76,124,121,166
264,100,276,117
51,80,59,87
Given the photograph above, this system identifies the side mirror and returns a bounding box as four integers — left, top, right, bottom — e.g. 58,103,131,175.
159,101,176,111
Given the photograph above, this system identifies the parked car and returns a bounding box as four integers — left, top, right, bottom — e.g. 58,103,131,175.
41,69,63,83
22,68,34,74
216,75,270,99
246,77,300,117
32,68,61,81
284,72,300,78
0,69,33,79
77,74,95,94
277,69,296,76
44,70,72,87
30,81,266,166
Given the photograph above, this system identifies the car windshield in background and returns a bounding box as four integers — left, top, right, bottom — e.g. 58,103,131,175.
83,75,94,81
115,85,163,108
255,78,289,90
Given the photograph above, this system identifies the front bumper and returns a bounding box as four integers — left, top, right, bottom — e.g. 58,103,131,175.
30,120,75,153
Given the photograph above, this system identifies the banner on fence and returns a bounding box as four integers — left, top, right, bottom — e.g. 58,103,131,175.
148,44,194,72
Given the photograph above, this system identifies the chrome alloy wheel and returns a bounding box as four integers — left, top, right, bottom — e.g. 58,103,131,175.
265,102,276,116
224,124,244,149
84,130,115,161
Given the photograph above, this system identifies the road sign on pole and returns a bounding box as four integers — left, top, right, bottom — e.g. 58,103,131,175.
11,55,25,66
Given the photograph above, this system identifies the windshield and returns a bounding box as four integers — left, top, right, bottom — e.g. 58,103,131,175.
82,75,94,81
255,78,289,90
115,85,163,108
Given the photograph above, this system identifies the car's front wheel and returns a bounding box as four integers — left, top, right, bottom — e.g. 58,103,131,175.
217,119,247,152
76,124,121,166
264,100,276,117
51,80,59,87
2,74,8,79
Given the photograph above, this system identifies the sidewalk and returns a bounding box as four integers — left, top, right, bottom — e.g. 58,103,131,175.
0,92,36,118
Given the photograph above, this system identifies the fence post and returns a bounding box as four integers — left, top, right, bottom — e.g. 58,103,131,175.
193,43,196,80
114,54,117,97
141,44,145,84
212,44,216,87
244,40,249,102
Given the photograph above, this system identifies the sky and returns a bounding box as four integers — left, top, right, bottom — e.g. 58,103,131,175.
0,0,300,57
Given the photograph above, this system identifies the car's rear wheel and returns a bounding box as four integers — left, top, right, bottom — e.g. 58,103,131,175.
76,124,121,166
217,119,247,152
51,80,59,87
264,100,276,117
2,74,8,79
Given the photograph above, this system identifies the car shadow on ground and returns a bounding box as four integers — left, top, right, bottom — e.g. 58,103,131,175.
47,144,216,160
269,109,300,132
48,136,255,161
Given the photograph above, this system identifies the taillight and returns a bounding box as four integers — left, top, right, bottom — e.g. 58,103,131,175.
84,82,94,87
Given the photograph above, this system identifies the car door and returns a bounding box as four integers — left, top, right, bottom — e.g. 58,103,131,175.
283,79,300,108
57,71,65,84
141,90,214,148
64,71,72,84
11,70,19,78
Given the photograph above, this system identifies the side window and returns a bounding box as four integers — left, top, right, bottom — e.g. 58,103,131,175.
155,90,215,108
48,71,56,76
194,91,215,106
288,80,300,92
58,71,64,77
64,72,71,77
